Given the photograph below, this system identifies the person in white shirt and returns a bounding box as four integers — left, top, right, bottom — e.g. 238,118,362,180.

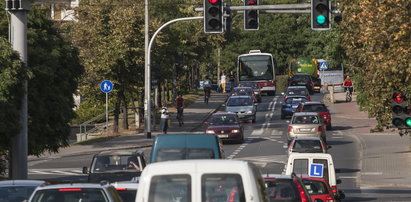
160,107,169,134
221,73,227,93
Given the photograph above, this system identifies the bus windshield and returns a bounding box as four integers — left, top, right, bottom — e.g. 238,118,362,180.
239,55,273,81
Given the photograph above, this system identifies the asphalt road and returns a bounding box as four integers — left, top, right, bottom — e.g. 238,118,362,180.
27,93,411,201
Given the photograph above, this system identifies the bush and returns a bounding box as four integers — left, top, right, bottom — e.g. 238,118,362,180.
276,75,289,94
71,100,106,124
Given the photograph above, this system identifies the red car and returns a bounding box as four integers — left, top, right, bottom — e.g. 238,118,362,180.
295,102,332,130
204,112,244,144
300,175,344,202
263,174,312,202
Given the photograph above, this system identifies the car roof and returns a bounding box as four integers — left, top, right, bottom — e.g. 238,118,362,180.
293,112,320,116
288,152,333,159
0,180,45,187
110,181,139,190
34,183,112,190
233,87,253,90
212,112,237,116
284,95,308,99
293,136,322,141
97,150,144,156
228,95,252,99
262,174,292,180
297,175,329,182
301,101,323,105
287,86,308,89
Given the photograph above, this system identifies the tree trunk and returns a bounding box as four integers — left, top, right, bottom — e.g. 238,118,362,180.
172,64,177,103
120,91,128,130
113,91,121,134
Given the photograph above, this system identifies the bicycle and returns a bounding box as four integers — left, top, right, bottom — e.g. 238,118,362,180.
176,107,184,127
344,86,353,102
204,87,211,104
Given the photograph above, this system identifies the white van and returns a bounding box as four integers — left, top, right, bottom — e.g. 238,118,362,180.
135,159,268,202
284,153,343,198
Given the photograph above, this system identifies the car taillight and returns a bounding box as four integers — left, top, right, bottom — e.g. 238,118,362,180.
331,186,338,193
318,126,324,132
116,188,127,191
326,196,334,200
294,180,309,202
288,126,293,132
59,188,82,191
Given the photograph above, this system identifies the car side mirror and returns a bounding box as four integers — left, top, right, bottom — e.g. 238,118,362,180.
337,179,342,184
82,166,88,174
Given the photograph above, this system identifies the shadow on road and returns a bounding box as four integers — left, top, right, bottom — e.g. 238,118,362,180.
335,168,360,173
327,140,353,146
332,126,353,130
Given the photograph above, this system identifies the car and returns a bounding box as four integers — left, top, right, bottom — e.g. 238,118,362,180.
135,160,269,202
300,175,343,202
230,87,258,103
263,174,312,202
83,150,147,183
284,86,311,101
288,73,315,94
149,134,225,163
287,112,326,144
28,183,123,202
281,95,309,119
224,95,257,123
288,136,330,154
296,102,332,130
205,112,244,144
238,81,262,102
111,179,139,202
0,180,46,202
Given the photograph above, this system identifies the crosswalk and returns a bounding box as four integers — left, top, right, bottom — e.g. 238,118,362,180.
29,168,85,176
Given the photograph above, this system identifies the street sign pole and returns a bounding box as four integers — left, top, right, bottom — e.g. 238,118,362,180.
106,92,108,137
100,80,113,137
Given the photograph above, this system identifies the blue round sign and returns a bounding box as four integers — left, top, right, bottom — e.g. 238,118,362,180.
100,80,113,93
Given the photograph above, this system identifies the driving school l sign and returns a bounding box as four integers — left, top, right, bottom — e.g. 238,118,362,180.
309,163,324,178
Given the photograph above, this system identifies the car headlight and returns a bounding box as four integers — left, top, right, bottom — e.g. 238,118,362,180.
254,92,259,94
231,129,239,133
246,110,253,114
206,130,214,134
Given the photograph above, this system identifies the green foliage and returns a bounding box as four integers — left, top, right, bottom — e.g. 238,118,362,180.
71,100,106,124
276,75,289,93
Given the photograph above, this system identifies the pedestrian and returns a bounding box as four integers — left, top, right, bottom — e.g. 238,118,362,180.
221,73,227,93
160,106,169,134
175,94,184,126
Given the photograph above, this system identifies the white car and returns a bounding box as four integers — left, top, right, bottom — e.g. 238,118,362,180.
288,136,330,154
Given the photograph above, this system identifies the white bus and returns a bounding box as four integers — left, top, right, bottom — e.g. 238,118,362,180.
237,50,277,96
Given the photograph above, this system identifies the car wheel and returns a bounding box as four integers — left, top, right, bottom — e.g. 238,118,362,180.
326,124,332,131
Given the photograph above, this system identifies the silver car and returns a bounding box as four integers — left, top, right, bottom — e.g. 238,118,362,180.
0,180,45,202
288,136,330,154
287,112,326,144
225,95,257,123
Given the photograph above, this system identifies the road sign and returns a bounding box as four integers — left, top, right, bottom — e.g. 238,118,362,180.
319,62,329,70
309,163,324,178
100,80,113,93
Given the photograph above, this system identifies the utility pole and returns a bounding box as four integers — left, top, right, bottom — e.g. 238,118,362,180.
144,0,151,138
6,0,30,179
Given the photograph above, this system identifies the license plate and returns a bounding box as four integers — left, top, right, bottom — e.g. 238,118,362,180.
299,128,311,132
292,105,298,108
218,134,228,138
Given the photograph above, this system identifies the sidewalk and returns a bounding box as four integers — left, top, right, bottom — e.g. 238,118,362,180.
29,92,228,159
326,92,411,188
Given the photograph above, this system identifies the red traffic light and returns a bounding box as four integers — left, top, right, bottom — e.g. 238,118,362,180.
393,93,406,103
208,0,219,4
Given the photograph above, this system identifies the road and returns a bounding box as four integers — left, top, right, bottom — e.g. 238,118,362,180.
27,93,411,201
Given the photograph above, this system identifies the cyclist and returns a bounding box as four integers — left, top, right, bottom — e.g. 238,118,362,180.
175,94,184,126
203,76,212,103
342,76,354,95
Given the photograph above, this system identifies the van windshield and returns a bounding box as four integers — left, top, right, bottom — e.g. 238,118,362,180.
156,148,214,162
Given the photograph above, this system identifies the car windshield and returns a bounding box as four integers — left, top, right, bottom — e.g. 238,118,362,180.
286,89,308,96
285,97,308,104
292,115,320,124
302,179,329,195
292,75,310,82
156,148,214,162
0,186,38,202
292,140,323,153
31,188,109,202
210,115,238,125
302,104,328,112
238,82,259,89
265,179,300,201
92,155,138,172
227,98,252,106
232,88,253,96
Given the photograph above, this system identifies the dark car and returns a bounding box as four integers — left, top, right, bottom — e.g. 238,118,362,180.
205,112,244,144
284,86,311,101
281,95,309,119
230,87,257,103
288,74,314,95
83,150,147,183
263,174,312,202
238,81,262,103
295,101,332,130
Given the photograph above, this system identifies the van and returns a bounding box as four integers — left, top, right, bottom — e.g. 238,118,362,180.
149,134,225,163
135,159,269,202
284,153,344,199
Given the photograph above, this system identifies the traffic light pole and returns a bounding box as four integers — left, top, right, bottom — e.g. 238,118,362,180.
144,16,202,138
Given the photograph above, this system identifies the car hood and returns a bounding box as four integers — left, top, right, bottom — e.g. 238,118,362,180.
206,125,240,130
226,105,254,112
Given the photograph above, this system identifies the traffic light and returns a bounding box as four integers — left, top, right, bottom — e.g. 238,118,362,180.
311,0,331,30
391,92,411,129
204,0,224,33
244,0,259,30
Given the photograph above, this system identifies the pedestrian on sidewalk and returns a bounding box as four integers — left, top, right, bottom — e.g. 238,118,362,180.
160,106,169,134
175,94,184,127
221,73,227,93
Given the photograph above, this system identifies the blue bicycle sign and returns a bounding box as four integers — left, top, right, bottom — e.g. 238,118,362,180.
100,80,113,93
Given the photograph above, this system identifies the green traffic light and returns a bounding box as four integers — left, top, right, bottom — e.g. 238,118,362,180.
406,117,411,127
316,15,326,24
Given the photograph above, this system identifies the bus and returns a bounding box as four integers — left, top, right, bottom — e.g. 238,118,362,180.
237,50,276,96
